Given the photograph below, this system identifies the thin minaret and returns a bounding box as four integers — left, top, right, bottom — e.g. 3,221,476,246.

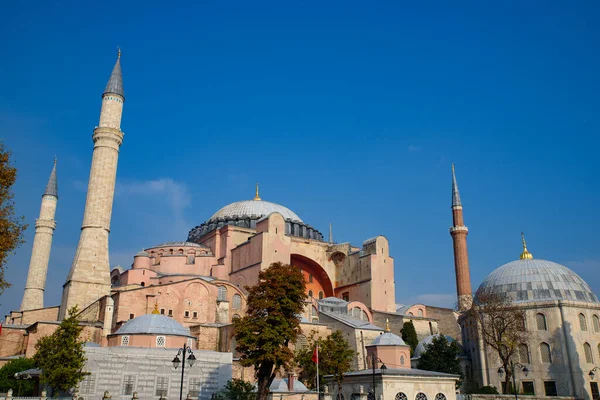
59,50,125,319
449,164,472,311
328,223,333,244
20,159,58,311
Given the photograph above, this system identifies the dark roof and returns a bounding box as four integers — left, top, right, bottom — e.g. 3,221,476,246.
451,164,462,207
104,54,124,97
44,159,58,198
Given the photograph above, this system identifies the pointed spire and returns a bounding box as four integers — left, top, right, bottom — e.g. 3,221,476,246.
44,158,58,198
254,183,261,201
451,163,462,208
104,48,124,98
329,223,333,244
151,301,160,314
520,232,533,260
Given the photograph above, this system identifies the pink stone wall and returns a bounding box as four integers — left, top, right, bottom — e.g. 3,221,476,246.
366,344,411,369
107,333,193,349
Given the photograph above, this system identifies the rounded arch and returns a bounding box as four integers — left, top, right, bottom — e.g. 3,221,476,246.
347,301,373,323
291,254,334,298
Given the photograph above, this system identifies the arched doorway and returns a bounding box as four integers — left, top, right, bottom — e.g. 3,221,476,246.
290,254,334,298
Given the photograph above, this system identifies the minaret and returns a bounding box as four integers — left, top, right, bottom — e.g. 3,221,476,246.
449,164,472,311
20,159,58,311
59,51,125,319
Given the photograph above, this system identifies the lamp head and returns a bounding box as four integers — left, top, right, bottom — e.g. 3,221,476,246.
187,352,197,367
172,355,181,370
497,367,504,379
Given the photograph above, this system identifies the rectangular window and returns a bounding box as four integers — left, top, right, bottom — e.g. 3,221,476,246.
168,309,173,317
522,381,535,395
129,313,134,319
342,292,349,302
189,377,201,396
160,308,165,315
544,381,557,396
156,336,166,347
121,335,130,346
308,274,313,283
193,311,198,319
122,375,136,395
591,382,599,400
80,374,96,394
184,310,190,318
156,377,169,397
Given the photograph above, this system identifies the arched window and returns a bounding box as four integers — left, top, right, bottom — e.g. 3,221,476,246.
232,314,241,319
361,310,369,321
319,291,324,300
308,290,313,298
435,395,447,400
416,393,427,400
232,294,242,310
580,313,588,331
584,342,593,363
400,355,405,365
536,313,547,331
597,343,600,359
395,394,408,400
141,282,145,287
418,309,424,317
218,286,227,301
519,343,530,364
516,316,526,331
594,315,600,332
540,342,552,363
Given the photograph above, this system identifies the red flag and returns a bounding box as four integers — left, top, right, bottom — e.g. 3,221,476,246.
312,345,319,364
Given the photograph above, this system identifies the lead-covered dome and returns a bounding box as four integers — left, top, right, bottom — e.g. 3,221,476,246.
210,200,302,222
477,259,599,304
115,314,193,338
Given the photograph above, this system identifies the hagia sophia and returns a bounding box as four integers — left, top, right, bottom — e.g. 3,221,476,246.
2,53,600,400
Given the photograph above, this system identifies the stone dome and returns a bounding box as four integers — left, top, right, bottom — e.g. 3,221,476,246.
370,331,406,346
115,314,193,338
477,259,599,304
413,334,459,359
209,199,302,222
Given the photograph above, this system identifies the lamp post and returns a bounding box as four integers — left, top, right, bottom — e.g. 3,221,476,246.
172,344,196,400
370,354,388,400
497,360,529,400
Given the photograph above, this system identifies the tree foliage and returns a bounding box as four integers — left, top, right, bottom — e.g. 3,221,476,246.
466,289,530,394
0,357,36,394
401,321,418,355
416,335,463,387
295,330,355,393
0,141,27,296
33,306,89,393
233,262,307,400
214,378,255,400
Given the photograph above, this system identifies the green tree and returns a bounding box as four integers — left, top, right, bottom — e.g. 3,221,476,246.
33,306,89,393
214,378,255,400
416,335,463,387
0,357,36,395
0,141,27,296
295,330,354,394
401,321,418,354
234,262,307,400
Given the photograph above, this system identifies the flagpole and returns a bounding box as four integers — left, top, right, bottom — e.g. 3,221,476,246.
316,343,320,399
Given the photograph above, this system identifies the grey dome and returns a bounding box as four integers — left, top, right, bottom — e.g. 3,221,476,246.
414,334,458,359
115,314,192,338
153,241,206,248
135,250,150,257
477,259,599,304
370,332,406,346
209,200,302,222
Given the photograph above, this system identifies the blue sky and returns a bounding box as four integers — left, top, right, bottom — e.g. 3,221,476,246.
1,1,599,316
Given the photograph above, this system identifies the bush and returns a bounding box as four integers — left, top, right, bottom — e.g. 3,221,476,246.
0,357,36,395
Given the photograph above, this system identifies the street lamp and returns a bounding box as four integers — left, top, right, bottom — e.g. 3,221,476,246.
589,367,600,380
172,344,196,400
497,360,528,400
370,354,387,400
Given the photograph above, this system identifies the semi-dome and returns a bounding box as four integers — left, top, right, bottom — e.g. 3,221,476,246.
413,334,459,359
210,199,302,222
477,258,598,304
115,314,193,338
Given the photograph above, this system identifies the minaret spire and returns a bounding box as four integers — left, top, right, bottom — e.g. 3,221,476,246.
21,159,58,310
60,52,125,319
449,164,472,311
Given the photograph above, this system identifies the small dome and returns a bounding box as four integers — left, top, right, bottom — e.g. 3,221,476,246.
413,334,458,359
135,250,150,257
115,314,192,338
477,259,598,304
209,199,302,222
370,331,406,346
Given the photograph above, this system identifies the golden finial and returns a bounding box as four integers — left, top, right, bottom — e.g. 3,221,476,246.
385,318,390,332
520,232,533,260
151,301,160,314
254,183,261,201
117,47,122,59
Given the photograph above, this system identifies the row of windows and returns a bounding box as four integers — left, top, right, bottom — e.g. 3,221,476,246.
308,290,324,300
103,95,123,103
533,312,600,332
392,392,446,400
80,374,201,396
217,286,243,310
516,341,600,365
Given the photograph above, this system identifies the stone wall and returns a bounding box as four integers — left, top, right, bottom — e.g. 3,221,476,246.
426,306,461,343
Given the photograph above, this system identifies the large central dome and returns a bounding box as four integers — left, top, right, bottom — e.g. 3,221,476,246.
209,199,302,222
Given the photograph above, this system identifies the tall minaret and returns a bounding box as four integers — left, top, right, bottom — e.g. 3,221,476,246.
20,159,58,311
59,51,124,319
449,164,472,311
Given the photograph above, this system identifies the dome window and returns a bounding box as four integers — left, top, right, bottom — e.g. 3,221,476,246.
580,313,588,331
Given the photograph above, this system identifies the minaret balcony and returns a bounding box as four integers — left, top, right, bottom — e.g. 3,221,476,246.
449,225,469,234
